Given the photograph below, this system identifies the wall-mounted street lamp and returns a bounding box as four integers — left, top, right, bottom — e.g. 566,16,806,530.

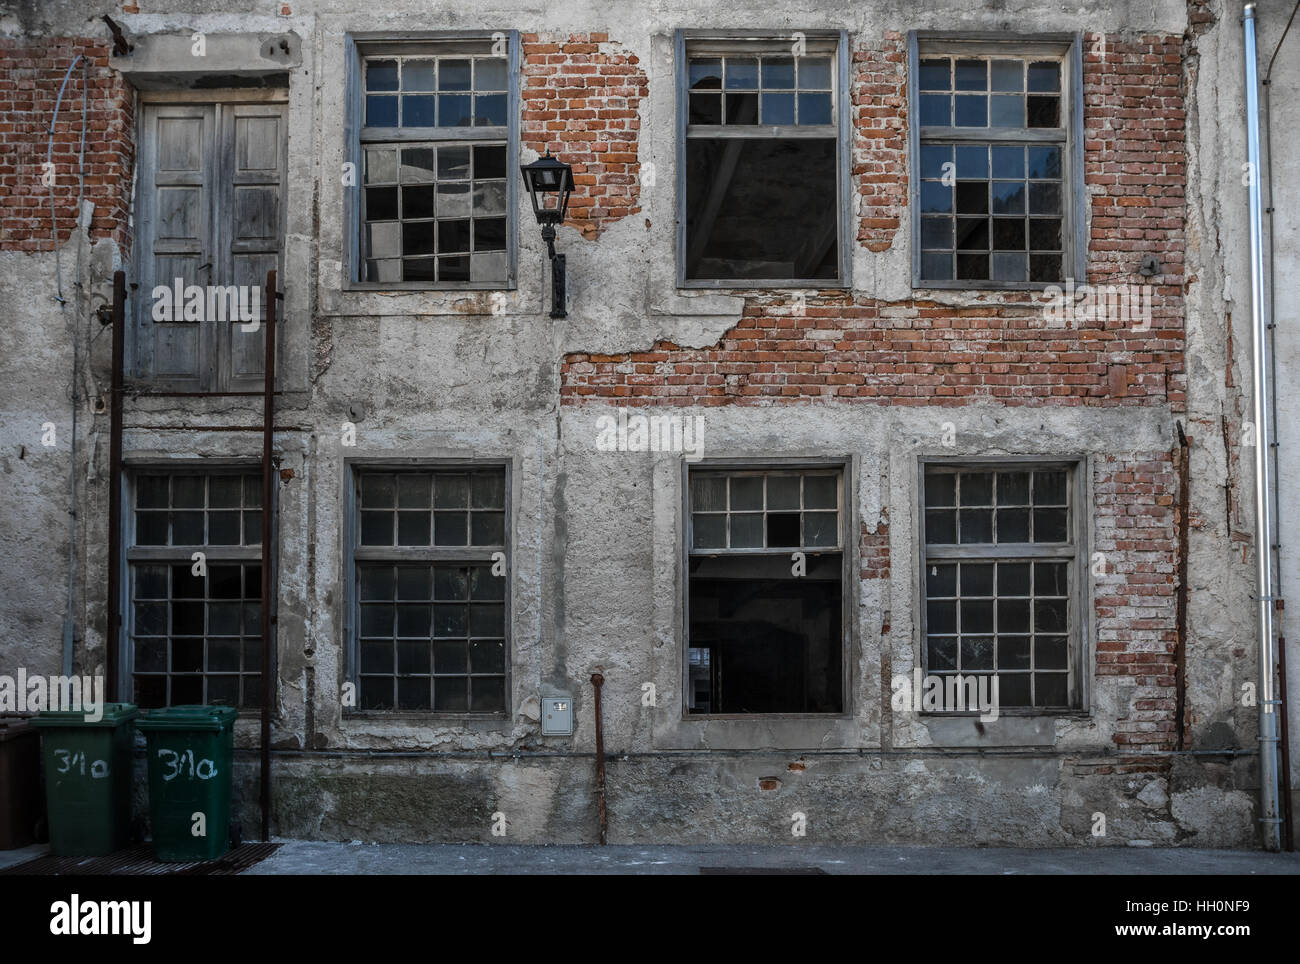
520,151,575,319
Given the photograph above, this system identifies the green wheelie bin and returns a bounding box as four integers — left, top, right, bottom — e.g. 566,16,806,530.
137,705,238,861
31,703,139,856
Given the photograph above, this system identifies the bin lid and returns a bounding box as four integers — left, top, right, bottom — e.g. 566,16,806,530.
30,703,140,727
136,705,240,732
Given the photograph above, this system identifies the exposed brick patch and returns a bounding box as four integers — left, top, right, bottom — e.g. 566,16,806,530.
1083,35,1186,288
561,290,1183,407
1186,0,1216,36
0,39,134,252
860,509,890,581
853,31,907,252
560,33,1187,411
521,32,648,240
1093,454,1179,752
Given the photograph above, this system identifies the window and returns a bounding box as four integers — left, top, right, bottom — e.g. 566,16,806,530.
350,35,518,287
132,99,286,390
349,467,509,713
909,34,1083,288
686,465,847,714
920,462,1083,710
677,32,849,285
127,470,265,708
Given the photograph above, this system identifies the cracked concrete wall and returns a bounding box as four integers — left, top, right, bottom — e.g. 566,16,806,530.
0,0,1280,847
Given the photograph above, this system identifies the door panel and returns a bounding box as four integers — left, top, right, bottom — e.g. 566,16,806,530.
221,104,286,392
134,100,286,391
135,105,214,388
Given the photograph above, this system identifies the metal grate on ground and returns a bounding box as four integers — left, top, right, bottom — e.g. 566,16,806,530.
0,842,279,876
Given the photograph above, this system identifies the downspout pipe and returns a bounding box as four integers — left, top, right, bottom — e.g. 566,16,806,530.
1244,3,1282,852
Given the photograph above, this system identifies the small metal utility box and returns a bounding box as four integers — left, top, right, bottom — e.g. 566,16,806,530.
541,696,573,736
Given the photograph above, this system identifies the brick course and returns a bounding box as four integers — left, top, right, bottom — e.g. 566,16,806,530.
0,39,133,252
521,32,648,240
560,33,1187,410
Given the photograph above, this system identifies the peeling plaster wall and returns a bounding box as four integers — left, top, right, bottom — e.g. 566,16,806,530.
0,0,1280,847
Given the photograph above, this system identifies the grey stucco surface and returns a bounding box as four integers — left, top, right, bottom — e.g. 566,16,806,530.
0,0,1293,848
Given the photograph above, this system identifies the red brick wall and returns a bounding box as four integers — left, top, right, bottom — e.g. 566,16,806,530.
560,33,1186,411
1093,454,1179,751
563,288,1183,407
1083,35,1185,288
853,32,907,253
521,32,647,240
0,39,134,252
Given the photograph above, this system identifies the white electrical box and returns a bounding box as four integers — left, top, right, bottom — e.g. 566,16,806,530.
541,696,573,735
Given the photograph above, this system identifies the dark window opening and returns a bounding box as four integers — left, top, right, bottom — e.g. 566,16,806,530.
682,39,843,284
685,138,838,282
688,468,844,714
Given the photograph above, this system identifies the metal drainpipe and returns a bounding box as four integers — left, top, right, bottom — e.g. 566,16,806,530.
1244,3,1282,852
1261,0,1298,854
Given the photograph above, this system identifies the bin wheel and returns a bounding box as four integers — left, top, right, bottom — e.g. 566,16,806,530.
230,822,242,847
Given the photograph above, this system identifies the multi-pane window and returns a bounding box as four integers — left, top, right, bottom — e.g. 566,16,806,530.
351,468,508,713
686,467,845,714
355,37,516,287
910,35,1078,287
921,464,1080,710
128,471,264,708
679,34,847,284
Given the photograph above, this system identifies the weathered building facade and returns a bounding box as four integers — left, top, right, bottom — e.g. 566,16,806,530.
1,0,1295,847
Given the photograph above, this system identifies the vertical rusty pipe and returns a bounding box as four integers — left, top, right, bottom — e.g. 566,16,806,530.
105,270,125,703
1174,423,1190,750
260,270,277,843
591,671,607,845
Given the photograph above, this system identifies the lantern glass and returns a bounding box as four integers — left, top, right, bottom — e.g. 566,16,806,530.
521,152,574,225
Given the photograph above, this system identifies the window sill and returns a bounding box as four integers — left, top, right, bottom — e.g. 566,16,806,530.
654,713,866,751
916,713,1083,748
322,284,521,318
342,711,510,724
678,279,850,291
912,280,1062,293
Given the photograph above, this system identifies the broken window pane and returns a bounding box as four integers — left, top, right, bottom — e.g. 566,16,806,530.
360,42,511,285
684,42,842,283
917,50,1068,285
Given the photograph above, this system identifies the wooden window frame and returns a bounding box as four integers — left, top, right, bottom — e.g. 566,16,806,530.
343,460,512,720
908,32,1086,291
674,29,852,289
681,458,854,719
129,93,287,391
917,456,1090,715
343,32,521,291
